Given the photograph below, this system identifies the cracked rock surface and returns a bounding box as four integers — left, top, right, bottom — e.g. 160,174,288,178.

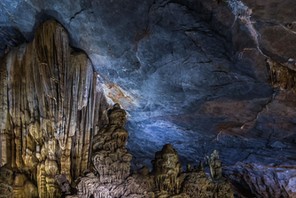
0,0,296,197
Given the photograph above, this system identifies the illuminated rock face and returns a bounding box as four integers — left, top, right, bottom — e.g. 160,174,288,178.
0,20,108,197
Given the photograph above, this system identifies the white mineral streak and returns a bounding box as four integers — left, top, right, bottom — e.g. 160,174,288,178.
227,0,264,55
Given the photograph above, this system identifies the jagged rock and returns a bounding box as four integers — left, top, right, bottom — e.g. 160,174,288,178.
77,174,154,198
0,20,108,197
180,150,233,198
150,145,233,198
76,173,100,197
77,104,133,197
0,166,38,198
151,145,233,197
13,173,38,198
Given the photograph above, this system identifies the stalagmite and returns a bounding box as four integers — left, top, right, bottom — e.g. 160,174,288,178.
92,103,132,184
207,150,222,181
152,144,182,195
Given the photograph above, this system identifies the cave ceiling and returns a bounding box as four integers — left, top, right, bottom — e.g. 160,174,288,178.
0,0,296,197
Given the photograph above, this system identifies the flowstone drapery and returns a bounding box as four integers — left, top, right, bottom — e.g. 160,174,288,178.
0,20,108,197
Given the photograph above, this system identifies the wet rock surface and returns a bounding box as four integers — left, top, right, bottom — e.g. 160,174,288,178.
0,0,296,197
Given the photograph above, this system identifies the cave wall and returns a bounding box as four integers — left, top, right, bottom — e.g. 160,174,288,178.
0,20,108,197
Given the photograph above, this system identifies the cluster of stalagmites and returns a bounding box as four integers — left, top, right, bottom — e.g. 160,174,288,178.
76,104,233,197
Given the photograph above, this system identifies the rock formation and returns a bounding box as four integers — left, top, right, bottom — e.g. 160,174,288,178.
0,20,108,197
79,140,234,198
92,103,132,184
150,146,233,198
152,144,182,195
0,18,233,198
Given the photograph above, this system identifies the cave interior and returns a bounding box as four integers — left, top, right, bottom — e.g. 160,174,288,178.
0,0,296,197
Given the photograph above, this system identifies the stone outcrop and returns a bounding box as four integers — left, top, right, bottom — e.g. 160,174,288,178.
0,20,108,197
151,145,233,198
77,103,135,197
